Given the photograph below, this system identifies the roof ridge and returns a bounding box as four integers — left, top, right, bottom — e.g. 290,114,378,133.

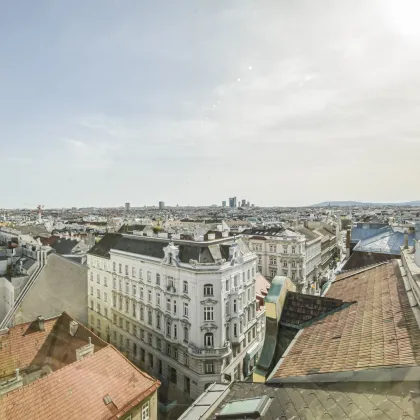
333,261,390,283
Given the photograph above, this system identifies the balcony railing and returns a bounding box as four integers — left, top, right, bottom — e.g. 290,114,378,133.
187,344,230,357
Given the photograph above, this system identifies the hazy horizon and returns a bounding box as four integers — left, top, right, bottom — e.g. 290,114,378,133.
1,1,419,208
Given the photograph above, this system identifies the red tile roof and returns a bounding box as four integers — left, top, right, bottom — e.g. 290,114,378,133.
273,260,420,378
0,317,59,378
0,346,159,420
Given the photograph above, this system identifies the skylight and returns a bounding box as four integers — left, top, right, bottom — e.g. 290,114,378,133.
216,395,270,419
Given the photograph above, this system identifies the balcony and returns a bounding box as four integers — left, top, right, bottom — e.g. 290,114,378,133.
187,344,231,357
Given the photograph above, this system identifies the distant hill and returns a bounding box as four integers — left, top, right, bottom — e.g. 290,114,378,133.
310,201,420,207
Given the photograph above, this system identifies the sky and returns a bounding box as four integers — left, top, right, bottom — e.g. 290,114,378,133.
1,0,420,208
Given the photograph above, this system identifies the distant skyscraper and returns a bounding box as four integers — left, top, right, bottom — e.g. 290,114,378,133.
159,201,165,209
241,199,246,207
222,201,226,207
125,202,130,211
246,201,250,207
229,197,237,208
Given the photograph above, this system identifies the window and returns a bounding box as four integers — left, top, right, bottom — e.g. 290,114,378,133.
283,246,287,254
113,262,116,272
157,293,161,307
185,354,189,367
119,263,122,274
148,309,152,326
247,270,250,280
204,332,214,347
97,274,100,284
125,265,129,276
140,329,144,340
292,272,296,280
283,261,288,267
90,272,93,281
292,247,296,254
234,323,237,337
168,276,175,289
133,284,136,296
258,265,262,273
148,332,152,345
234,275,238,287
166,298,171,311
104,308,108,318
270,269,277,278
173,300,177,315
97,318,101,328
90,314,94,324
132,301,136,317
269,244,275,252
204,307,214,321
113,278,116,289
97,289,100,299
183,302,189,317
205,361,215,374
119,334,123,345
148,290,152,302
183,281,188,294
226,280,229,291
132,267,136,277
225,301,229,315
125,282,129,294
166,320,171,337
157,338,161,350
204,284,213,296
125,299,129,313
113,313,117,323
133,325,137,336
156,273,160,285
104,292,108,302
119,296,122,310
104,277,108,287
119,279,122,291
247,289,250,301
133,342,137,356
233,300,237,312
140,305,144,320
147,271,151,282
90,286,93,295
113,331,117,341
183,327,189,343
292,261,296,268
226,324,230,339
156,313,161,329
118,317,122,327
139,269,143,279
269,257,276,265
140,287,144,300
125,320,129,330
174,324,177,339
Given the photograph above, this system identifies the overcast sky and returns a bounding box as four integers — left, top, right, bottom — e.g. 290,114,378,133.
1,0,419,208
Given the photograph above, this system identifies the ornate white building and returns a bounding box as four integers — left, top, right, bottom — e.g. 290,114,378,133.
242,227,322,292
87,232,265,399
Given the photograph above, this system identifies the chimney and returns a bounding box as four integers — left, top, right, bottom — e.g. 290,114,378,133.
37,316,45,331
346,229,351,259
404,230,409,249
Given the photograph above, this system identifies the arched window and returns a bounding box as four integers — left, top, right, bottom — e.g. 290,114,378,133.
203,284,213,296
204,332,214,347
166,320,171,337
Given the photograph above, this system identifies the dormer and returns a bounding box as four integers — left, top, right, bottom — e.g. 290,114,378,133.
162,242,180,266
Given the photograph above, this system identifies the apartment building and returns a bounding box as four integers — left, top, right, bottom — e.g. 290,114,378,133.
241,227,307,285
87,232,265,399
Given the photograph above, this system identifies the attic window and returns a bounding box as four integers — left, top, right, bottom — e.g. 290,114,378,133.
216,396,271,419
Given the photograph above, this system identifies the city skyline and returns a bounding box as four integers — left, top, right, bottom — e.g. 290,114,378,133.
1,0,420,208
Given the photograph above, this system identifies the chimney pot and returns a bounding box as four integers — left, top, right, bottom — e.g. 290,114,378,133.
37,316,45,331
15,368,19,381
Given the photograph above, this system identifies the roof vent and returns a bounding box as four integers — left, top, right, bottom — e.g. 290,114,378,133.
103,394,113,405
37,316,45,331
69,320,79,336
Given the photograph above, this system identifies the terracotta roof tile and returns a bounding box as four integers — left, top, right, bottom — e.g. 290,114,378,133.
273,261,420,379
0,346,159,420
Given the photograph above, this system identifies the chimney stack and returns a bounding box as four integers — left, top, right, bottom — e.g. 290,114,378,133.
37,316,45,331
346,228,351,259
404,230,409,249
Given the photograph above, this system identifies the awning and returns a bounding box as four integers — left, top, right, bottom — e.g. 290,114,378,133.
245,340,263,362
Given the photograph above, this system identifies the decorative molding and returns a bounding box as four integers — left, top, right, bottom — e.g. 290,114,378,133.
200,323,218,332
200,298,218,305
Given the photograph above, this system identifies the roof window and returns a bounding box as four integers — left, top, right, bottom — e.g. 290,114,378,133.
216,395,271,419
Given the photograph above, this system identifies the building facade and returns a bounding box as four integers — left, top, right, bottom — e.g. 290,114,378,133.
242,228,307,287
87,233,265,399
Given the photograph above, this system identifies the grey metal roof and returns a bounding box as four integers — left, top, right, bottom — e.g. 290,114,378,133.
353,229,415,255
350,223,389,243
205,381,419,419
